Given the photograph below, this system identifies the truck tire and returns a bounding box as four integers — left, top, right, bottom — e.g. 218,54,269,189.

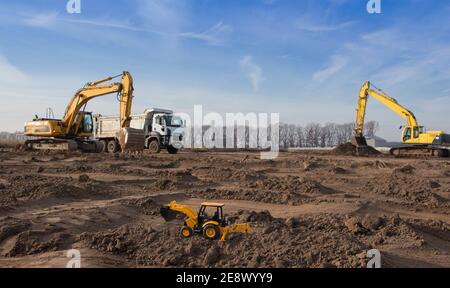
167,145,178,154
148,140,161,154
99,140,107,153
107,139,119,153
95,141,105,153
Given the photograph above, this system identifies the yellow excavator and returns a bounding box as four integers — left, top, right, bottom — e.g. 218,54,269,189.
352,81,450,157
24,71,144,152
160,201,251,241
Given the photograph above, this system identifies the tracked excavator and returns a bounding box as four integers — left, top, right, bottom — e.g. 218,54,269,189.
352,81,450,157
24,71,144,152
160,201,251,241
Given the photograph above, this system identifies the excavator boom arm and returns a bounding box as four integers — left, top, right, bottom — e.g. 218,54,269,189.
119,71,134,128
61,71,134,134
355,81,418,136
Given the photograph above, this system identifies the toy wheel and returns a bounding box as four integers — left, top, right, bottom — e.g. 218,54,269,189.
180,227,193,238
203,224,220,240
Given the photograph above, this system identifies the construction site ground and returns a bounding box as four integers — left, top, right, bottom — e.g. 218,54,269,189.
0,147,449,268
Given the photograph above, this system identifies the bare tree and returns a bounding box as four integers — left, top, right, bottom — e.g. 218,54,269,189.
364,121,379,138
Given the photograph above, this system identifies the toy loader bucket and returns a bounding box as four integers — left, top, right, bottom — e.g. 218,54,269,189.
351,135,368,147
160,206,179,222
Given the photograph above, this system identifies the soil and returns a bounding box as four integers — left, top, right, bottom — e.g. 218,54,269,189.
332,142,381,156
0,149,449,268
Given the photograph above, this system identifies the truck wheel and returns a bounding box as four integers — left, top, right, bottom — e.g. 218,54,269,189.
107,140,119,153
95,141,105,153
167,145,178,154
99,140,107,153
202,224,220,240
148,140,160,154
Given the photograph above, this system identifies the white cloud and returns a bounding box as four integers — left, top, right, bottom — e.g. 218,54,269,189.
371,61,425,86
179,22,232,46
20,9,232,47
239,56,265,91
66,18,146,33
296,18,356,32
313,55,348,82
0,54,27,84
135,0,187,33
23,12,59,28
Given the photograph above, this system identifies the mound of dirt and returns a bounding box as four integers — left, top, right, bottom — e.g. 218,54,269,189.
0,217,31,244
189,176,333,205
366,173,448,208
190,188,310,205
332,142,381,156
122,197,161,215
246,176,334,195
191,167,265,182
80,213,371,268
394,165,416,174
0,217,70,257
0,174,117,206
150,171,201,191
230,210,274,224
330,166,348,174
144,161,180,169
4,231,69,257
344,215,424,248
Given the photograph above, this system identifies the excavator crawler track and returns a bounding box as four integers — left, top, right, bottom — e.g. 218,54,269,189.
25,139,103,153
390,146,449,158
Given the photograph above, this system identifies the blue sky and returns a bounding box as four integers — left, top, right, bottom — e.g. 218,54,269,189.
1,0,450,140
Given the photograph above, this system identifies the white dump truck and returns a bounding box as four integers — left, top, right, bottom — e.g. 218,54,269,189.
94,108,184,154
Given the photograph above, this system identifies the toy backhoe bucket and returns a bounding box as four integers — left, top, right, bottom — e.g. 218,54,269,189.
351,135,368,147
160,206,179,222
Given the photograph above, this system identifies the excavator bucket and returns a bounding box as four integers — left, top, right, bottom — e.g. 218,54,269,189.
351,135,368,147
116,128,145,152
160,206,180,222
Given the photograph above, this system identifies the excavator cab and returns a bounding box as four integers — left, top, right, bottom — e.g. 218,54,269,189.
401,126,425,143
78,112,94,134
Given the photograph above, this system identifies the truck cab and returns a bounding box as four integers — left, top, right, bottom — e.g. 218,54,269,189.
144,109,185,154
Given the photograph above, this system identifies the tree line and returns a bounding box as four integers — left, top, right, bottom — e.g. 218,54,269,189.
183,121,379,149
279,121,379,148
1,121,379,149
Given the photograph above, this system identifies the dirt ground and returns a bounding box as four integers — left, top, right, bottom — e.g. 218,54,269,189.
0,147,449,268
